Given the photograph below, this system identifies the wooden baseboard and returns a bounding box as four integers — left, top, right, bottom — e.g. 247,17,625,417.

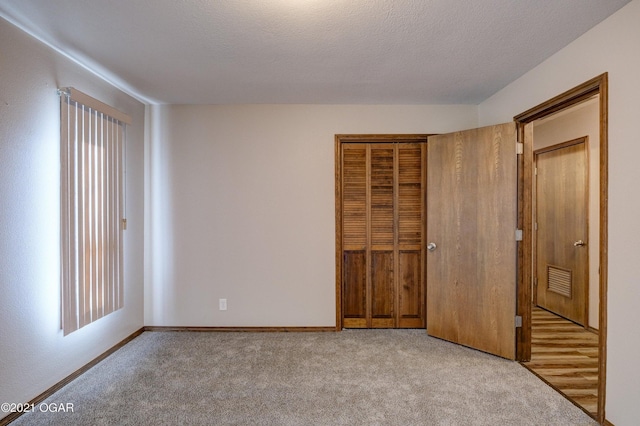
0,328,144,426
144,326,337,332
602,419,614,426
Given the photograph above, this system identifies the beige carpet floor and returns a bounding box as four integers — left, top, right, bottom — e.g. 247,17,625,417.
11,330,596,425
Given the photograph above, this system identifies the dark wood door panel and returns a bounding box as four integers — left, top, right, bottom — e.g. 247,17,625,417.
371,251,394,319
343,251,366,325
398,250,424,328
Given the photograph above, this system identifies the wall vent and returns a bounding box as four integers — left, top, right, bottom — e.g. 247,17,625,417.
547,265,572,298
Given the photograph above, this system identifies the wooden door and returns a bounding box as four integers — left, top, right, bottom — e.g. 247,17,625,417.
341,141,426,328
535,139,588,325
426,123,517,359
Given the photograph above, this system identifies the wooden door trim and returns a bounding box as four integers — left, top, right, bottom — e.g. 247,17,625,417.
514,73,608,424
534,136,588,155
335,134,430,330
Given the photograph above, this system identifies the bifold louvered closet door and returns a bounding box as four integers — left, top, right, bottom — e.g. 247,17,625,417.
342,142,426,328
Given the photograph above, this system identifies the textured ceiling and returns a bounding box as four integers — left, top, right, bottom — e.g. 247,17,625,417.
0,0,631,104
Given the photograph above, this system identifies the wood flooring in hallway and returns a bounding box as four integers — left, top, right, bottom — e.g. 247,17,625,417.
523,307,599,417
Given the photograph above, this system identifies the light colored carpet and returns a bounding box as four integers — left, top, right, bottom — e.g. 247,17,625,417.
12,330,596,425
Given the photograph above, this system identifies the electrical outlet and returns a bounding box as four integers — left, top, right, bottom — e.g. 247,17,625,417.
219,298,227,311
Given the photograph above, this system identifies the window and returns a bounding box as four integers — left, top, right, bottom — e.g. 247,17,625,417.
59,87,131,335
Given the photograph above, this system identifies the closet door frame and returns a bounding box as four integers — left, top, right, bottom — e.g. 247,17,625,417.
335,134,431,330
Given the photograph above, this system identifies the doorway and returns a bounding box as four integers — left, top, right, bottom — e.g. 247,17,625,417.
515,74,608,423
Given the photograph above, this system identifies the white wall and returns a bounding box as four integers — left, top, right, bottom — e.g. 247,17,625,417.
0,18,145,419
478,1,640,423
533,99,600,329
145,104,478,326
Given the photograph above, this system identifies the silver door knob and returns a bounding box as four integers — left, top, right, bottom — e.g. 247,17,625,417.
427,242,437,251
574,240,586,247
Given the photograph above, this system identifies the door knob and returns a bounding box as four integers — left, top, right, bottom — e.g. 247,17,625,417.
427,242,437,251
573,240,586,247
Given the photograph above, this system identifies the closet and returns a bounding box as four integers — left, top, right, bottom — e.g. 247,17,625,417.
338,136,427,328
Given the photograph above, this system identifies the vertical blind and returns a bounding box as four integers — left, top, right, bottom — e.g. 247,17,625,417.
59,87,131,335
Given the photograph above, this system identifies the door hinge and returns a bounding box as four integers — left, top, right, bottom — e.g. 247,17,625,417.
534,167,538,176
515,316,522,328
515,229,523,241
516,142,524,155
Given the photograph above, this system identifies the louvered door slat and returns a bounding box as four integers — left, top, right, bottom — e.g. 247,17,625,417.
342,146,367,248
399,145,423,246
371,146,394,246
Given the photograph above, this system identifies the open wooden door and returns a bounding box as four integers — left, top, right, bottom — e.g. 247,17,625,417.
426,123,517,359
